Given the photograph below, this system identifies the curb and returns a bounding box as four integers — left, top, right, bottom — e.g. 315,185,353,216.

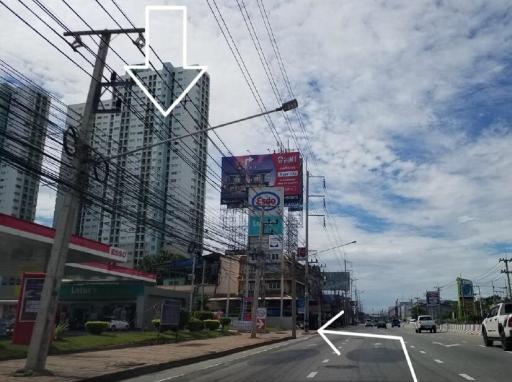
79,336,294,382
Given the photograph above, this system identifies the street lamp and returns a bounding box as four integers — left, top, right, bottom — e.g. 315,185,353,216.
101,99,298,162
315,240,357,255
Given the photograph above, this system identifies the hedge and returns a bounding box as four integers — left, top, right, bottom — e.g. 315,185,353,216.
219,317,231,330
152,319,160,329
187,317,204,332
193,311,214,321
203,319,220,331
85,321,108,335
179,310,190,329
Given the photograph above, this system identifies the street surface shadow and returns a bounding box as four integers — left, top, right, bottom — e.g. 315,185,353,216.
346,348,404,363
248,349,320,365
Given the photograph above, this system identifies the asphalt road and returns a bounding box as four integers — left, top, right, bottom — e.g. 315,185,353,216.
123,325,512,382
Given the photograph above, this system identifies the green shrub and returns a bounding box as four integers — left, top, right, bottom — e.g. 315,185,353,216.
179,310,190,329
203,319,220,331
152,319,160,330
193,311,214,321
219,317,231,330
85,321,108,335
54,320,69,341
187,317,204,332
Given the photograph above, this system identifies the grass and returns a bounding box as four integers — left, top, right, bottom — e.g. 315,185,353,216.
0,329,236,361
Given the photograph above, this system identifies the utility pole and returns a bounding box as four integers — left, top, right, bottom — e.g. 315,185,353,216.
226,257,231,317
189,253,197,313
291,248,297,338
24,28,143,372
200,255,207,311
499,258,512,299
250,209,265,338
304,168,310,332
476,285,483,318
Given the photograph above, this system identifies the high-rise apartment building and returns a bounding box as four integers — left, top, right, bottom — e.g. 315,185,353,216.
55,63,209,266
0,82,50,221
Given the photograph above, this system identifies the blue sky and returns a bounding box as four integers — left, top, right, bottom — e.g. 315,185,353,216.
2,0,512,311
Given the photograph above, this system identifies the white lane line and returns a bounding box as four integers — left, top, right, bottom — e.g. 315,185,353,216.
307,371,318,378
419,350,426,354
202,363,223,370
506,351,512,354
338,346,343,349
156,374,185,382
410,345,415,348
322,359,329,363
434,359,444,364
459,374,475,380
478,345,485,348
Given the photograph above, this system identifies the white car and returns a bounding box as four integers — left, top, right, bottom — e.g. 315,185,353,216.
108,319,130,331
415,315,436,333
482,302,512,350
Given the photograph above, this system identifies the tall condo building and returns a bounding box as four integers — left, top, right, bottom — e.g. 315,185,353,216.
55,63,209,266
0,82,50,221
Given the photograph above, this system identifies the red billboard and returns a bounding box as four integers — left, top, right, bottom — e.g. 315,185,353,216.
221,152,303,210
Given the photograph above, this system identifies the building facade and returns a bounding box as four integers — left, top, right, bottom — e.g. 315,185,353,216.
55,63,209,266
0,82,50,221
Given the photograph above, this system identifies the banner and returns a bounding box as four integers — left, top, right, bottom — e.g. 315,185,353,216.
221,152,303,210
322,272,350,292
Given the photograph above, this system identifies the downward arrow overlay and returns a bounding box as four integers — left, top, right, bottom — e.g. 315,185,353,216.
125,5,207,117
318,310,418,382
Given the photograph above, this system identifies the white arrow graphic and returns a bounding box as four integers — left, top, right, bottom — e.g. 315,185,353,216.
318,310,418,382
125,5,207,117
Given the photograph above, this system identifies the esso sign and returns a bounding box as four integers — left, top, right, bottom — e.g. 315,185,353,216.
251,191,280,211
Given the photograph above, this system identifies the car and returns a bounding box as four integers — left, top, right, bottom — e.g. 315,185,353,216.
376,320,387,328
108,319,130,331
365,320,374,327
482,302,512,350
391,319,400,327
415,315,436,333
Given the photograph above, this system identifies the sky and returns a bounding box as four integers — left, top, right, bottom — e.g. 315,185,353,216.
1,0,512,312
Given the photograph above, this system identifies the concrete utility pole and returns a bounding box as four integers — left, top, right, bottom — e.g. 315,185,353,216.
24,28,143,372
304,169,310,332
251,209,265,338
499,258,512,299
189,253,197,313
291,249,297,338
226,257,232,317
200,255,207,311
476,285,483,318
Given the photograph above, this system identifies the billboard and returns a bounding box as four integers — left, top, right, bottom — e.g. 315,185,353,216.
221,152,303,210
457,278,474,299
426,291,440,307
322,272,350,292
297,247,307,261
248,187,284,216
248,216,283,236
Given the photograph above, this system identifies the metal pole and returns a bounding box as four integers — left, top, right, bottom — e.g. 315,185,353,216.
304,169,309,332
280,246,284,318
243,255,250,319
477,286,483,318
291,251,297,338
189,254,197,313
24,33,111,372
200,255,206,311
251,209,265,338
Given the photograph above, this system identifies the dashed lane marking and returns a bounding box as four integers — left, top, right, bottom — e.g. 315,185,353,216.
307,371,318,378
322,359,329,363
459,373,475,381
156,374,184,382
434,359,444,364
410,345,415,348
419,351,426,354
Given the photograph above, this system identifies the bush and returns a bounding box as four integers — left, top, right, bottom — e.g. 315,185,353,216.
152,319,160,330
203,319,220,331
187,317,204,332
85,321,108,335
54,320,69,341
179,310,190,329
219,317,231,330
193,311,214,321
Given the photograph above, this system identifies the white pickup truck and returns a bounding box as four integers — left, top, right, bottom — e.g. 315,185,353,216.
415,315,437,333
482,302,512,350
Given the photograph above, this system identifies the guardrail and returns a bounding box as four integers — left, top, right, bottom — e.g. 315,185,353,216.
439,323,482,335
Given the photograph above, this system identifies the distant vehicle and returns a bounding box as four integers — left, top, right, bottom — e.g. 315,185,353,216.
482,302,512,350
108,319,130,331
376,320,387,329
415,315,436,333
365,320,374,327
391,319,401,327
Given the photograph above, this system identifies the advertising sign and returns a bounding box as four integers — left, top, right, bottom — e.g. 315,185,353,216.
457,278,474,299
248,187,284,216
221,152,303,210
248,216,283,236
19,277,44,322
297,247,307,261
268,235,282,250
322,272,350,292
426,291,440,307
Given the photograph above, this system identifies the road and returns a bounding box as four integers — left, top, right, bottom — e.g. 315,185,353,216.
123,325,512,382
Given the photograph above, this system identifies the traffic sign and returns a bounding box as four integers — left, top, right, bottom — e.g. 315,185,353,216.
257,307,267,319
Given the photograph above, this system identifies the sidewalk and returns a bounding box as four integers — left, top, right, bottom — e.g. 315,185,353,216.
0,331,294,382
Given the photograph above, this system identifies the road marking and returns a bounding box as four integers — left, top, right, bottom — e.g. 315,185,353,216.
434,359,444,364
419,351,426,354
202,363,222,370
506,351,512,354
459,374,475,380
374,342,382,346
338,346,343,349
306,343,316,347
478,345,485,348
410,345,415,348
307,371,318,378
322,359,329,363
156,374,185,382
